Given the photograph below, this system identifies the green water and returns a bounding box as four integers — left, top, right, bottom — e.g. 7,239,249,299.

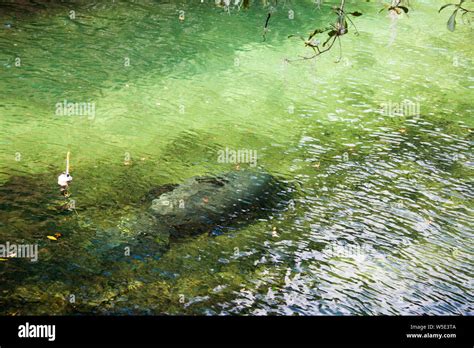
0,0,473,315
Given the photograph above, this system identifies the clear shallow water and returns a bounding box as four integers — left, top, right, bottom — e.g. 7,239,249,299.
0,0,473,315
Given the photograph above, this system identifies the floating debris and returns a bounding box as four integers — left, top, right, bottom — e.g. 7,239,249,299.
46,233,62,241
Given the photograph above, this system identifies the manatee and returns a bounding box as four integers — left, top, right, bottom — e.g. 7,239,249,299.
148,170,285,238
98,170,287,260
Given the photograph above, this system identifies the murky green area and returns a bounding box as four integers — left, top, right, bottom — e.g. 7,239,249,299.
0,0,473,315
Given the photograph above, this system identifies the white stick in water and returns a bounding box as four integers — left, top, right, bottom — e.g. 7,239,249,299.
58,152,72,187
66,151,70,175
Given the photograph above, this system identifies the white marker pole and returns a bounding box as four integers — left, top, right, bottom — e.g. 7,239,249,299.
66,151,70,175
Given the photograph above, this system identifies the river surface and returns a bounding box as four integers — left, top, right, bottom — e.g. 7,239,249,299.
0,0,473,315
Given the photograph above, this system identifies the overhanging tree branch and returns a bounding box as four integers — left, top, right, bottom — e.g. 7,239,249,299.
287,0,362,62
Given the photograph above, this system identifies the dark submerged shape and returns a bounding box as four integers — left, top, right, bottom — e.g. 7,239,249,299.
102,170,288,260
148,170,285,238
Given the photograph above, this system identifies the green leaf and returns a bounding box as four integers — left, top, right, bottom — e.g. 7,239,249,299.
308,28,326,39
399,6,409,13
439,3,455,13
323,35,333,47
447,11,457,31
